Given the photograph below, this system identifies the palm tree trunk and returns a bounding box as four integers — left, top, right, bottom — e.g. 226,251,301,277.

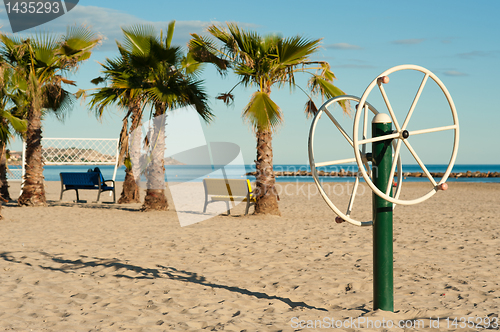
254,129,280,215
118,167,140,204
0,143,11,201
118,99,141,204
18,106,46,206
141,111,168,211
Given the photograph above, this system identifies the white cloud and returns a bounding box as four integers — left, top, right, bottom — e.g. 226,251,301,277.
443,70,468,76
392,38,425,45
0,5,255,52
53,6,213,51
457,50,497,59
325,43,362,50
335,63,375,69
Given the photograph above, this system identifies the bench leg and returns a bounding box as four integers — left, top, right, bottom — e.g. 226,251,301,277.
112,188,116,203
245,200,250,215
75,189,80,202
226,201,230,215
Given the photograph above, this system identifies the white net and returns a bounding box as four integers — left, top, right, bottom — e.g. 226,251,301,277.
8,138,119,182
41,138,119,165
7,166,23,182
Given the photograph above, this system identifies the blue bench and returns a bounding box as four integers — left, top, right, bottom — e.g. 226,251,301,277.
59,168,115,203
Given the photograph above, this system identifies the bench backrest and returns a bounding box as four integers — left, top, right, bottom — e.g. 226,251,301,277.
88,167,105,183
203,179,252,197
60,172,100,187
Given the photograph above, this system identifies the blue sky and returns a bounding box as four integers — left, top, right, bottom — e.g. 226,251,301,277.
1,0,499,165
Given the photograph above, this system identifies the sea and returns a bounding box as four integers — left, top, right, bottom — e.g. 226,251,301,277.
7,164,500,183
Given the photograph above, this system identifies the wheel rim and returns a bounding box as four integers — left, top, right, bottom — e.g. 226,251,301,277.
309,95,402,226
353,65,460,205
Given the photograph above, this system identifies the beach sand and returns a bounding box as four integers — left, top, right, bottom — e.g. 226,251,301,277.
0,181,499,331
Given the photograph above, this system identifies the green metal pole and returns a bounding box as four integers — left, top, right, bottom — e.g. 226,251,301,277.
372,113,394,312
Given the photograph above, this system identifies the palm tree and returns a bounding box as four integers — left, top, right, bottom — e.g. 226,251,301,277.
189,23,347,215
0,66,28,217
88,46,144,204
0,65,28,203
0,26,101,206
91,22,213,211
134,23,213,211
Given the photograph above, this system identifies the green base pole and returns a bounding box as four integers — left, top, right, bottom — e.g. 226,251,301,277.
372,113,394,312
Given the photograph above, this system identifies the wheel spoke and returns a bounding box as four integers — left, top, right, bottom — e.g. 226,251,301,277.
362,104,369,154
346,176,360,217
401,73,429,130
385,139,402,196
403,139,437,186
323,108,353,147
363,104,369,139
315,157,356,167
362,160,372,178
409,124,457,136
358,132,400,145
378,83,401,131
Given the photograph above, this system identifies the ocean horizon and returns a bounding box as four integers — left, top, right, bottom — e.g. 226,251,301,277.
7,164,500,183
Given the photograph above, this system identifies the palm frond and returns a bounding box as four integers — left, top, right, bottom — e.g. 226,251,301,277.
304,99,318,119
90,76,106,85
181,52,204,77
216,92,234,106
277,36,321,66
165,21,175,48
207,24,234,48
184,79,213,123
63,25,100,52
31,33,59,68
42,83,75,120
88,87,128,118
75,88,86,100
121,24,156,56
188,33,229,74
308,75,348,111
59,26,101,68
319,61,336,81
1,110,27,133
242,91,282,132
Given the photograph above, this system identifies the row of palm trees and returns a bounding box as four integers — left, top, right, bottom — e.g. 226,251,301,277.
0,22,347,218
86,23,213,211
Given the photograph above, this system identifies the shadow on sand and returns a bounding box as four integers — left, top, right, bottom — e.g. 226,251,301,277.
3,199,142,212
0,251,327,311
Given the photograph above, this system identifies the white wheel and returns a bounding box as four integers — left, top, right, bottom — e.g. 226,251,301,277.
353,65,459,205
309,95,402,226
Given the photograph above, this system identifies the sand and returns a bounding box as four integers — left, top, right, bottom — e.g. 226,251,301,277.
0,181,499,331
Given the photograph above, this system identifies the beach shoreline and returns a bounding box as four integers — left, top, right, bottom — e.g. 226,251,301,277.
1,181,499,331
